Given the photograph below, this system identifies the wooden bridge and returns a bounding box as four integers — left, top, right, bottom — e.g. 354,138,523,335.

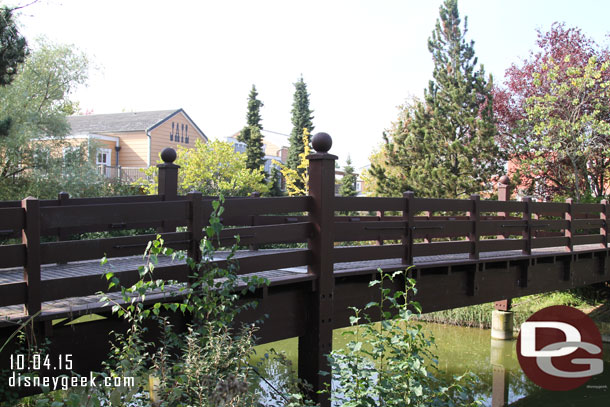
1,132,609,406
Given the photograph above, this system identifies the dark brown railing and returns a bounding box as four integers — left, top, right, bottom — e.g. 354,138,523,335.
1,132,609,405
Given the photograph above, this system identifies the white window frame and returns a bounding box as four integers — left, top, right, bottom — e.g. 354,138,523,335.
96,148,112,166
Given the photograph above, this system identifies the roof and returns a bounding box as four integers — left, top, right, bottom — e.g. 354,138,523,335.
67,109,208,141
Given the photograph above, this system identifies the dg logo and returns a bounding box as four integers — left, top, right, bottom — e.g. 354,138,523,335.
517,305,604,391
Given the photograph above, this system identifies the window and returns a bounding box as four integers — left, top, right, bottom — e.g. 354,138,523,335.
185,124,189,144
175,123,180,143
170,122,174,141
96,148,112,166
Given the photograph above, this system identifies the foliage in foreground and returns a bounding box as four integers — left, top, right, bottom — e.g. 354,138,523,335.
327,269,481,407
140,139,269,197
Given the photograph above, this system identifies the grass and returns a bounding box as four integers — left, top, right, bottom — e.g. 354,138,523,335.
417,284,610,331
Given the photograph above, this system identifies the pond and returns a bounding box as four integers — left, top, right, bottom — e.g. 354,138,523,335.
254,321,610,406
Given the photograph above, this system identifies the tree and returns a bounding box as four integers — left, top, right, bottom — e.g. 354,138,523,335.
494,23,610,201
287,76,314,191
268,165,283,196
238,85,265,171
0,6,27,88
141,139,269,197
276,129,310,196
371,0,500,198
339,155,358,197
0,39,103,200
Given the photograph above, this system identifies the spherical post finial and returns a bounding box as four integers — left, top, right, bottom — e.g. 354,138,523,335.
311,132,332,153
161,147,177,164
498,175,510,186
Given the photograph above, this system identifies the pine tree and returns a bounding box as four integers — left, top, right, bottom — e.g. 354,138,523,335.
373,0,501,198
268,165,283,196
287,76,314,190
238,85,265,171
339,156,358,197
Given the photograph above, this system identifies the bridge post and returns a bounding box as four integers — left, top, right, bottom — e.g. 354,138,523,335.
56,192,69,265
299,132,337,407
157,148,180,233
403,191,415,265
22,197,41,317
469,194,480,260
565,198,574,252
493,177,514,339
187,191,203,265
522,196,532,256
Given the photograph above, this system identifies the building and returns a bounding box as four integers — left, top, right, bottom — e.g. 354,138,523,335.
227,130,289,190
66,109,207,180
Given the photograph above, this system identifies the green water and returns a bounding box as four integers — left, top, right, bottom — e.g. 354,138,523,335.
254,322,610,406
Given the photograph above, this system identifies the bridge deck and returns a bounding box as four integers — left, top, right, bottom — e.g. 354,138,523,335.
0,243,605,325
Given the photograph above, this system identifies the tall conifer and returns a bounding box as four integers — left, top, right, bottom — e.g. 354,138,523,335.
239,85,265,171
372,0,500,198
287,76,314,190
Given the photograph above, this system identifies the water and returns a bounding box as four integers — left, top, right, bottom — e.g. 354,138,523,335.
254,322,610,406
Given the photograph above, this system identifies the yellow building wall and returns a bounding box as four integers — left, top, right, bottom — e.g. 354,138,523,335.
149,111,206,164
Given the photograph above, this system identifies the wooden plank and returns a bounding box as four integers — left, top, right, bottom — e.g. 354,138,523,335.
0,282,26,307
412,240,472,257
531,201,569,214
572,203,603,214
54,194,166,206
532,219,569,230
40,264,190,302
334,196,403,212
219,249,312,275
412,198,473,213
573,235,604,246
0,201,20,209
334,221,405,242
0,207,24,239
411,220,472,238
333,245,403,263
40,201,190,230
41,221,167,237
0,244,26,268
479,239,526,252
478,200,526,213
572,219,604,229
218,222,312,246
531,236,570,249
222,196,311,216
39,232,191,264
480,220,526,236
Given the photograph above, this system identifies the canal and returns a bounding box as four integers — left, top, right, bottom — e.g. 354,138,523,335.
254,322,610,406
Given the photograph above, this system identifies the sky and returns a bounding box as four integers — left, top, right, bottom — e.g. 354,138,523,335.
10,0,610,170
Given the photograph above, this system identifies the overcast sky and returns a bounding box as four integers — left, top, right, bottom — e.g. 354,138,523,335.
12,0,610,169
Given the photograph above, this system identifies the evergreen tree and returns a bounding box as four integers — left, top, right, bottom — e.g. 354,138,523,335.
238,85,265,171
244,125,265,171
287,76,314,190
372,0,501,198
268,165,283,196
339,156,358,197
0,6,27,88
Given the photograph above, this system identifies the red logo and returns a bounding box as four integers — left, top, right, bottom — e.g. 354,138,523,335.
516,305,603,391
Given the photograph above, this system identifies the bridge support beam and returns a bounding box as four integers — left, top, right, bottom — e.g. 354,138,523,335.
491,309,514,340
